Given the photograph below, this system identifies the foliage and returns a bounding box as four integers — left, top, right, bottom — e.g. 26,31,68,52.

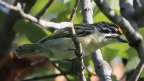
1,0,144,80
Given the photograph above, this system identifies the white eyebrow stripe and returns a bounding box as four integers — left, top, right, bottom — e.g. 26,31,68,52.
103,33,119,37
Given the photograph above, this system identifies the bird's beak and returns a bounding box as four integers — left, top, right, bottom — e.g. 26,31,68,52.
118,35,128,43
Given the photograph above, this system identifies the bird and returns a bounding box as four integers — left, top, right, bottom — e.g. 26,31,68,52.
16,21,128,60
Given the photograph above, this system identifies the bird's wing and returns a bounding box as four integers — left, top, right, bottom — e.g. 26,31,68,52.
38,29,69,43
38,24,94,43
74,24,94,37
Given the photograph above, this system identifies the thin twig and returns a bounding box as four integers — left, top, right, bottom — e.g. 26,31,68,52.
69,14,86,81
0,1,20,11
70,5,86,81
70,0,80,22
128,57,144,81
51,62,63,73
51,62,70,81
21,72,73,81
0,1,73,29
68,0,86,81
35,0,54,19
0,0,86,81
136,0,142,7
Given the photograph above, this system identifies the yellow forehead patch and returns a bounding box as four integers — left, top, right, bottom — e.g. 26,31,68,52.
118,27,123,34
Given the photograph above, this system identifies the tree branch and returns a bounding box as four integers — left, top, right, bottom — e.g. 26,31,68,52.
0,1,73,29
120,0,144,58
0,0,36,59
0,1,88,81
137,18,144,28
133,0,144,28
94,0,144,81
92,51,112,81
80,0,112,81
81,0,112,81
21,71,74,81
94,0,143,57
128,56,144,81
132,6,144,21
80,0,93,24
119,1,144,81
51,62,70,81
70,0,80,22
68,0,86,81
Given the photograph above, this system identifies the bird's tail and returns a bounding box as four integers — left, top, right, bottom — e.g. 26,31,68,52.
16,44,42,59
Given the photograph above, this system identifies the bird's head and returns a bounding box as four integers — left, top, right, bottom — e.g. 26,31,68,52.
93,22,128,44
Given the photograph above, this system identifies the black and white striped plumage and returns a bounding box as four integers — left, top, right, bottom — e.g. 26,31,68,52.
16,22,128,59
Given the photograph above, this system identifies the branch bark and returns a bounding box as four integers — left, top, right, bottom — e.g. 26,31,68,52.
120,0,144,58
92,51,112,81
35,0,54,19
133,0,144,28
0,1,73,30
80,0,112,81
94,0,144,81
0,0,36,59
120,0,144,81
0,1,87,81
69,0,86,81
94,0,143,57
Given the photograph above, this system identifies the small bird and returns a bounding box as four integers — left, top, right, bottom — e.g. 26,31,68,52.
16,22,128,59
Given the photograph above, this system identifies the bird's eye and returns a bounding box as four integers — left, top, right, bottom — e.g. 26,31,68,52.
118,27,123,34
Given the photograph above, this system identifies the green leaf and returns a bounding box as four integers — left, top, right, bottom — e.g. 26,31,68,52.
84,55,94,69
57,10,71,22
50,59,80,81
26,67,55,81
73,13,83,24
94,12,111,22
49,59,72,72
93,9,120,22
140,70,144,78
111,75,117,81
17,34,32,45
0,11,6,26
14,19,50,43
30,0,68,20
125,47,138,59
125,56,140,73
84,68,92,77
93,7,101,17
105,42,129,51
62,0,72,11
66,74,79,81
69,0,75,11
31,0,67,14
139,28,144,40
101,47,119,62
117,51,129,59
